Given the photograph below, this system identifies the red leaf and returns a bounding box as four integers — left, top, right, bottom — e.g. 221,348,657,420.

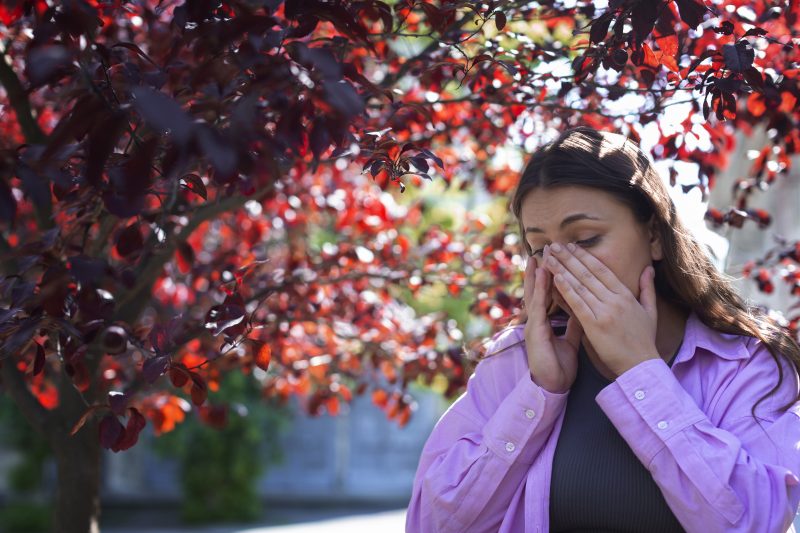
255,342,272,371
190,373,208,406
114,408,146,451
169,365,189,388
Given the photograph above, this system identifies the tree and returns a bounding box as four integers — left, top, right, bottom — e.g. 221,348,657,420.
1,0,798,531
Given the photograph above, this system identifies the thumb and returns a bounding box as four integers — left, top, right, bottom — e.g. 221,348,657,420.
563,314,584,351
639,265,657,318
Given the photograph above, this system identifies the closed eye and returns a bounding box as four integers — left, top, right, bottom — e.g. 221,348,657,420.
529,236,600,257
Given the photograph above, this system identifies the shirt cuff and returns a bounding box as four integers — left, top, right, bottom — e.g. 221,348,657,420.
595,358,707,466
482,373,569,465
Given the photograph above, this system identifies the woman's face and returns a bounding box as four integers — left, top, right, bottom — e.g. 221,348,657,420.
519,185,663,317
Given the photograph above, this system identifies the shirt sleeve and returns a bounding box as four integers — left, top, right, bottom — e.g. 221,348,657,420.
595,344,800,533
405,329,569,533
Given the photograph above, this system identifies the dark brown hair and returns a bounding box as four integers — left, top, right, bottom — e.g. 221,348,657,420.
479,126,800,416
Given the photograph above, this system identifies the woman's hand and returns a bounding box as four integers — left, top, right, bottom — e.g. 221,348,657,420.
523,245,584,393
542,242,660,377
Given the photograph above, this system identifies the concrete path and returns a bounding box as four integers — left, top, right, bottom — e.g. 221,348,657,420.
103,508,407,533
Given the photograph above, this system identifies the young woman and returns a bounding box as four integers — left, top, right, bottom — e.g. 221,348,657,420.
406,127,800,532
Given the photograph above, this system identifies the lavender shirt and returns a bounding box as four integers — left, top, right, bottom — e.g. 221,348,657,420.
406,311,800,532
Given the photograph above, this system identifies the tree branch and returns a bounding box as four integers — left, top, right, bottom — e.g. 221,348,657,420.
0,48,54,230
0,49,46,144
114,186,274,324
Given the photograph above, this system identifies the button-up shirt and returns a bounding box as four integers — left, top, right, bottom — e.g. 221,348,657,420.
406,311,800,532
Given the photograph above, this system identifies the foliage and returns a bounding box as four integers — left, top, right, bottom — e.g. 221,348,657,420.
153,371,288,524
0,0,798,529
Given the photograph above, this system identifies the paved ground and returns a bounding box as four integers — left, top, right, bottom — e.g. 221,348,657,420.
102,506,800,532
102,506,407,533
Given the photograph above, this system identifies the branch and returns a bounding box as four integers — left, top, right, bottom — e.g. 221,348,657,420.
0,49,46,144
114,187,274,324
0,48,54,230
379,11,475,90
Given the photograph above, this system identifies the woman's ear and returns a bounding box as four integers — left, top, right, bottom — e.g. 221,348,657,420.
648,216,664,261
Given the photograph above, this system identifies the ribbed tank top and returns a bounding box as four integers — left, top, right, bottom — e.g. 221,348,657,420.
549,342,686,532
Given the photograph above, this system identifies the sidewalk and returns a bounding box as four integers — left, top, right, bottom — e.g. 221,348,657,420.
102,507,407,533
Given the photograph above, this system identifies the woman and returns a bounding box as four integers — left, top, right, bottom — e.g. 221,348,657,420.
405,127,800,532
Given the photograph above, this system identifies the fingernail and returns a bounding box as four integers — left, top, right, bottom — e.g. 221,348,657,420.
566,242,576,252
550,243,562,253
543,244,550,257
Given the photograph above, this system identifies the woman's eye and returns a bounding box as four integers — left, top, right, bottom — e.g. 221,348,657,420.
529,236,599,257
575,236,600,248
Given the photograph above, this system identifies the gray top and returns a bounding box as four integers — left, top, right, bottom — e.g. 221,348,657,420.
549,343,686,532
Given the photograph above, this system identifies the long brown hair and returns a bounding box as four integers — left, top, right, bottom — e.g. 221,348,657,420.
476,126,800,415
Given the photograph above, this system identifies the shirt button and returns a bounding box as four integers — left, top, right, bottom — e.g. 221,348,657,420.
657,420,669,430
525,409,536,419
505,442,516,453
634,390,645,400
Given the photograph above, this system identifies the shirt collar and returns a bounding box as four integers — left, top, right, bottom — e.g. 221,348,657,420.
671,310,751,366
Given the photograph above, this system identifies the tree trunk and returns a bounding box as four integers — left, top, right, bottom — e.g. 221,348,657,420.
52,424,102,533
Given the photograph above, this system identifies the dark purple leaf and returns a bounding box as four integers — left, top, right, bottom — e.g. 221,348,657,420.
743,67,764,90
309,119,332,161
590,13,613,44
42,94,105,161
103,191,145,218
180,174,207,200
0,179,17,224
743,27,768,38
495,11,506,31
142,355,170,384
631,1,659,43
674,0,708,28
204,304,246,337
68,255,109,285
323,80,365,118
99,414,124,450
25,45,73,88
410,156,429,173
16,164,51,210
116,223,144,258
290,43,342,79
196,127,238,181
131,87,194,146
713,21,734,35
722,42,754,72
118,136,158,197
108,391,129,417
1,317,41,355
33,342,45,376
86,112,127,187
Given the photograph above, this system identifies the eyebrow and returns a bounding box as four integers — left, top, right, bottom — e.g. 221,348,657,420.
524,213,603,234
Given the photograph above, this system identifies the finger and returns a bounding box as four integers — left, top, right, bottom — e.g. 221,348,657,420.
546,244,614,301
552,269,598,322
562,313,583,352
524,256,538,306
638,265,658,318
530,267,551,328
544,252,604,311
561,242,627,295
